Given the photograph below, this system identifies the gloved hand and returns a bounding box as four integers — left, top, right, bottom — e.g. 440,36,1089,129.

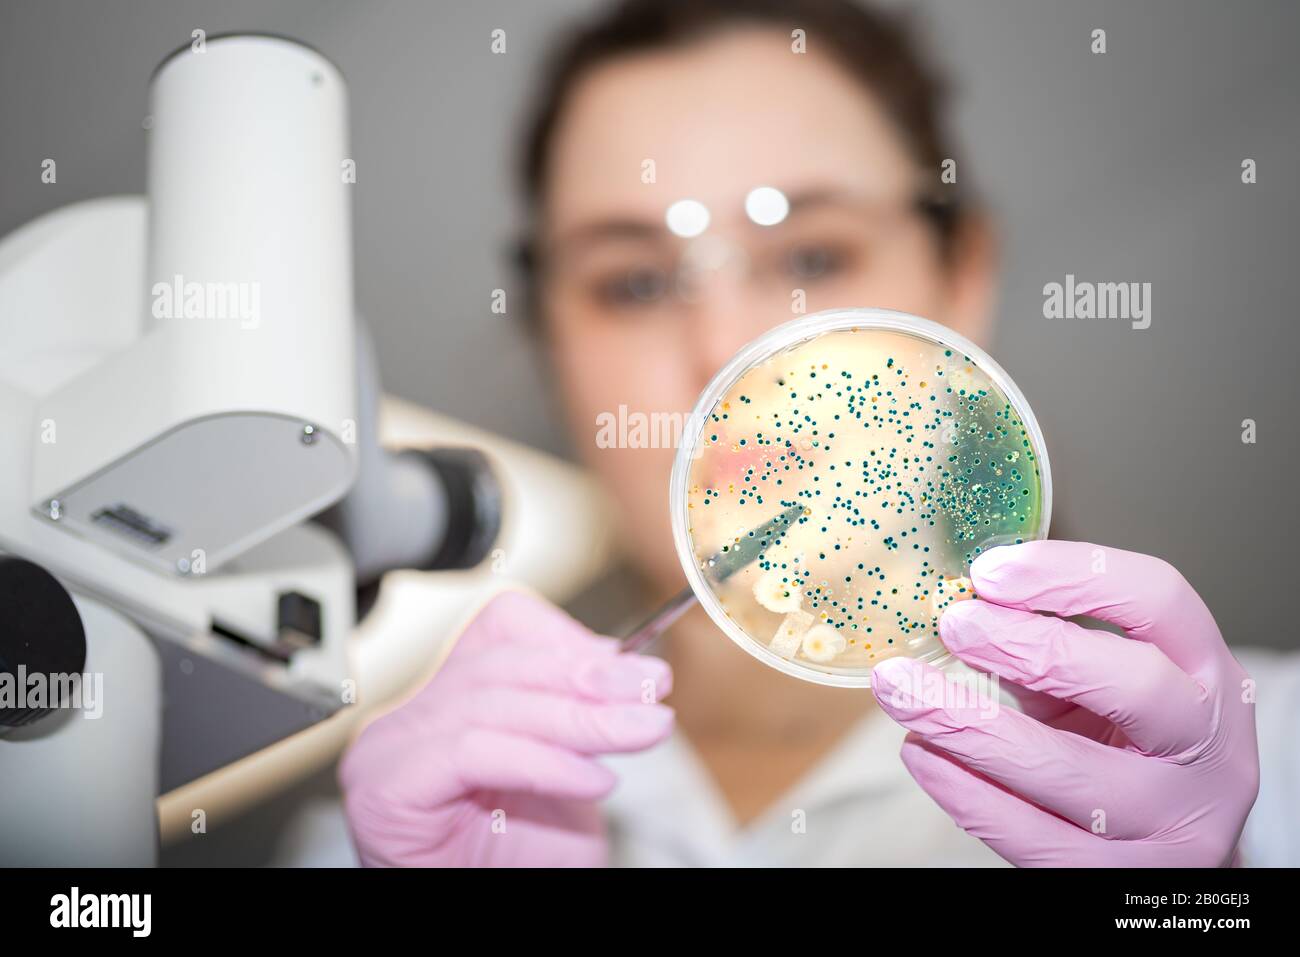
871,540,1259,867
339,590,674,867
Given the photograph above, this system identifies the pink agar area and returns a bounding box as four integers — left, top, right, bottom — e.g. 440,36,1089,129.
700,427,771,488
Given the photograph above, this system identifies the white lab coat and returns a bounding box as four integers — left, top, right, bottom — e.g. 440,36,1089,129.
601,704,1006,867
1234,648,1300,867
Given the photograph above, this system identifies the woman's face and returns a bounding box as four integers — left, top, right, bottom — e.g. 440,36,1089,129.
536,27,995,594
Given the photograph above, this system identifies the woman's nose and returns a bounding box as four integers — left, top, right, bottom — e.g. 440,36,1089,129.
683,278,793,392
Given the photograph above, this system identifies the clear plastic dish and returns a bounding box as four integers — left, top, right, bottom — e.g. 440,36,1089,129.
669,307,1052,687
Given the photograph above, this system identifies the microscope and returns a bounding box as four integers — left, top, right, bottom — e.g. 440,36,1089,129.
0,35,613,865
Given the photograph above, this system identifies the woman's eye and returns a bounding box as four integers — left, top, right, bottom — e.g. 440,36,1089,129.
594,266,668,306
785,243,850,280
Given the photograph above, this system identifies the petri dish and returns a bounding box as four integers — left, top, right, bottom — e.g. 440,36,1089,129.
669,307,1051,687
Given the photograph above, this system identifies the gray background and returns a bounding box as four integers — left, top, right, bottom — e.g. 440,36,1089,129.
2,0,1296,651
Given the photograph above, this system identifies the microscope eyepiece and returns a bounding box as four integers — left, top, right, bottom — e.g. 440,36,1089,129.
417,448,502,572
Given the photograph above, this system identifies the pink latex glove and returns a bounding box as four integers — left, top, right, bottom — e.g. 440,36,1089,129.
871,540,1259,867
339,590,674,867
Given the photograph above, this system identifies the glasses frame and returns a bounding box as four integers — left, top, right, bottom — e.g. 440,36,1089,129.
513,189,962,297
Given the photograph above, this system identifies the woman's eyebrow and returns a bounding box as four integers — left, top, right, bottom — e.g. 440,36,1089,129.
547,186,874,253
783,186,868,212
550,216,666,253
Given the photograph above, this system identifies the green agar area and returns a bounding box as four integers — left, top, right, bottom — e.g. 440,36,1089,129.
685,328,1044,673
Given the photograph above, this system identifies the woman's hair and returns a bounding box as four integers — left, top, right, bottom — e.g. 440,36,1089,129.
516,0,967,306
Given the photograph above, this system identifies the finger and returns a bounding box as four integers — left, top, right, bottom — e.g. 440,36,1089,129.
457,645,673,704
942,656,1072,725
971,673,1115,742
340,726,617,808
871,656,1175,839
970,541,1221,673
447,729,620,802
900,736,1213,867
467,590,621,654
898,734,1101,866
461,687,675,755
940,599,1214,756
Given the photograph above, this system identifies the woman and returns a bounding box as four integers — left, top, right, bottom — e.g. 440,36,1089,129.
338,0,1260,866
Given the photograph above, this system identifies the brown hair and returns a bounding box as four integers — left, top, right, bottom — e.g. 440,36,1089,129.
516,0,966,307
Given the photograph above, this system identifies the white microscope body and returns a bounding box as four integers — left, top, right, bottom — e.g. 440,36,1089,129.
0,35,613,864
